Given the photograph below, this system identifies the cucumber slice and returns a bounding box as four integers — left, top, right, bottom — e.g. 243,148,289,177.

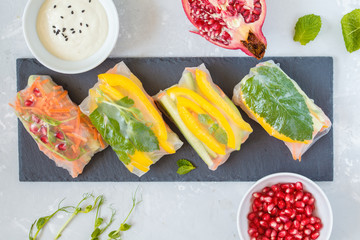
158,94,213,167
181,72,196,91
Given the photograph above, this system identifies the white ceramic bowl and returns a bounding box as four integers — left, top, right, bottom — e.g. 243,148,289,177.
237,173,333,240
23,0,119,74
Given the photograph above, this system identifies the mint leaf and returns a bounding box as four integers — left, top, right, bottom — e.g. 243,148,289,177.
209,123,219,134
177,165,196,175
294,14,322,45
128,121,159,152
341,9,360,53
214,127,228,145
176,159,196,175
177,159,193,167
241,61,314,142
116,96,134,108
198,114,213,125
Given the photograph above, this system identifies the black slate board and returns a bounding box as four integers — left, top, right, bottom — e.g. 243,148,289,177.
16,57,333,182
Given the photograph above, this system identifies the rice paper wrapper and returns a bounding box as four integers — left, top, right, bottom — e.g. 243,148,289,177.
10,75,106,178
232,60,332,160
154,64,252,170
80,62,183,177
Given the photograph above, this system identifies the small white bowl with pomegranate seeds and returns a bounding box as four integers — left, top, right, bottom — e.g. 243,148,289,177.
237,173,333,240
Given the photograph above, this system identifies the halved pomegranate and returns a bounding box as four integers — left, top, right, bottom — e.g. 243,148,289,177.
182,0,267,59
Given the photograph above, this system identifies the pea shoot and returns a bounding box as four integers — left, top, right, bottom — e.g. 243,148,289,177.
91,197,116,240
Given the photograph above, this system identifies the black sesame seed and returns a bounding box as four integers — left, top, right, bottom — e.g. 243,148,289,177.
71,11,74,14
54,5,56,8
79,30,82,33
80,23,83,26
89,0,91,3
86,24,89,27
68,5,71,8
62,33,65,37
52,25,56,28
53,30,56,34
65,39,68,41
62,28,66,32
56,30,60,34
60,16,64,19
82,10,85,13
70,28,74,31
72,31,75,34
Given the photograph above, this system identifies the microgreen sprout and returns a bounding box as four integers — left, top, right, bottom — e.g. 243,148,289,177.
107,188,142,240
54,193,101,240
90,197,116,240
29,199,74,240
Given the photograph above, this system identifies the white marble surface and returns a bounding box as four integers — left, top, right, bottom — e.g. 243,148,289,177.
1,0,360,239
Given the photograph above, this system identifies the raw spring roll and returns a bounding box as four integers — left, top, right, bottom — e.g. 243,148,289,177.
155,64,253,170
233,60,332,160
10,75,106,178
80,62,183,176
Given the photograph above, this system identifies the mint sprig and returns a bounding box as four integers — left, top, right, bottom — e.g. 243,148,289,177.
177,159,196,175
341,9,360,53
294,14,322,45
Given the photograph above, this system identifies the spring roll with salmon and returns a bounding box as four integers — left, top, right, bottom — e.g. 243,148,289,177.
154,64,252,170
10,75,106,178
80,62,183,176
233,60,331,160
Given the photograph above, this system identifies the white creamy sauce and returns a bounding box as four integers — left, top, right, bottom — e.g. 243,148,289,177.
37,0,108,61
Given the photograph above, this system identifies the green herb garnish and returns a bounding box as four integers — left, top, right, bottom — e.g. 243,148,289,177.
294,14,322,45
341,9,360,53
108,189,142,240
177,159,196,175
28,199,74,240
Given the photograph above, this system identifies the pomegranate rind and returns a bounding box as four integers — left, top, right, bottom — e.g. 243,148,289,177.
182,0,267,59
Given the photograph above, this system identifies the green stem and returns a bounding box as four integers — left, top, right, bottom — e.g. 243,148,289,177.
54,212,77,240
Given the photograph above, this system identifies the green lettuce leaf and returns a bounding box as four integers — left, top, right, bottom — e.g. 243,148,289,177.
341,9,360,53
241,62,314,142
294,14,322,45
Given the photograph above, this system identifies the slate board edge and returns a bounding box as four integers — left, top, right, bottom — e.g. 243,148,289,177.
16,57,334,182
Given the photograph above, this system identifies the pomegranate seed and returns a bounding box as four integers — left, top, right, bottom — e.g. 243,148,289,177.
253,218,260,227
258,227,265,234
262,213,271,221
276,192,285,199
314,217,321,223
57,143,67,151
267,203,275,213
40,135,48,143
294,233,303,240
262,237,270,240
285,188,294,194
304,237,310,240
55,131,64,140
310,232,320,239
289,183,295,189
270,207,278,216
278,200,286,209
33,88,42,97
278,230,287,237
264,196,273,202
296,207,305,213
249,222,257,228
265,229,272,237
289,228,298,235
279,215,289,223
258,211,264,218
284,221,292,230
281,184,290,189
304,229,312,235
307,225,315,232
302,195,310,203
285,194,293,202
301,218,310,226
263,187,271,193
271,230,277,237
305,206,313,216
295,201,305,208
295,182,303,191
285,236,294,240
314,223,322,230
276,216,281,223
267,190,275,197
25,99,34,106
248,212,257,221
260,220,269,228
31,115,41,123
248,228,258,237
309,217,316,224
295,191,304,201
270,220,278,229
296,214,303,221
30,124,39,134
293,220,300,229
252,204,258,212
277,223,284,231
40,126,47,135
308,197,315,205
271,184,280,192
253,192,262,198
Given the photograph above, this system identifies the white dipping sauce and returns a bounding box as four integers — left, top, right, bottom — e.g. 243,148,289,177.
37,0,109,61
